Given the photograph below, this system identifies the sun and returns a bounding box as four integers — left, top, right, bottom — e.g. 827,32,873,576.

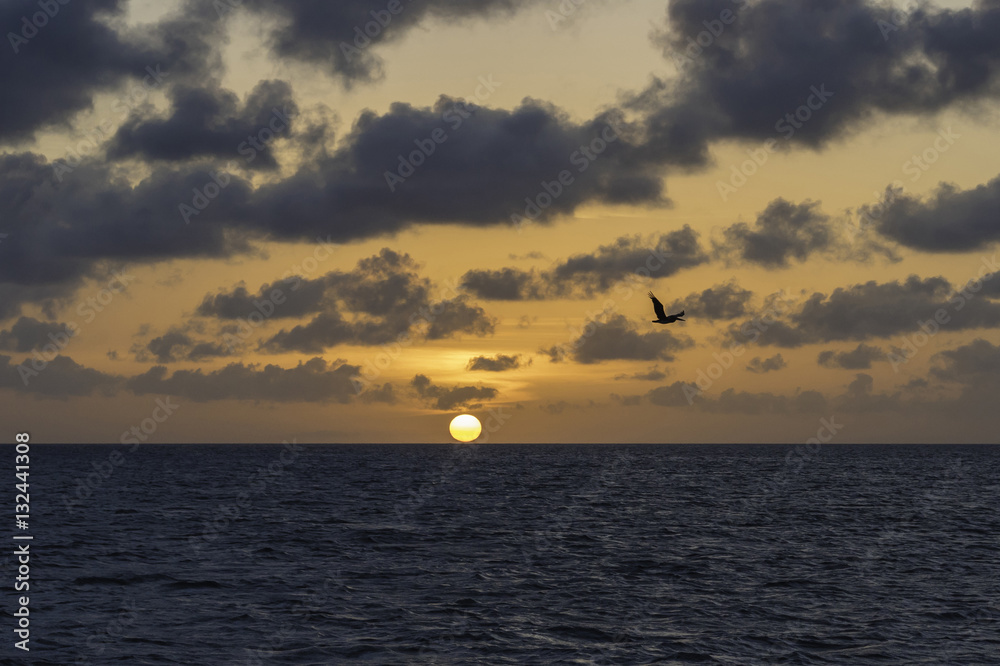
449,414,482,443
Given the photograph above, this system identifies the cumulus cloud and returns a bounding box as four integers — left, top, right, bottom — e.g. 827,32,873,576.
196,249,496,352
668,281,753,320
0,318,76,353
818,343,886,369
126,357,361,403
715,200,836,268
614,366,669,381
107,80,299,170
746,354,786,374
410,374,498,410
467,354,527,372
727,275,1000,347
647,380,827,414
542,313,693,364
0,354,119,398
873,176,1000,252
461,226,708,300
629,0,1000,167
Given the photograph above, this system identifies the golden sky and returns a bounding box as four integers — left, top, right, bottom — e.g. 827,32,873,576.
2,0,999,442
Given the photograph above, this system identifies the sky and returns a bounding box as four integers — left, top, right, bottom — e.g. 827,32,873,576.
1,0,999,443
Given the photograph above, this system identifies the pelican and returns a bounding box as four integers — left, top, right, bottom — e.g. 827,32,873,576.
648,292,685,324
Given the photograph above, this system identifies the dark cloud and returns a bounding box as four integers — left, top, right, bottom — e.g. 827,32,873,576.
0,354,119,398
462,227,708,300
669,281,752,320
746,354,786,374
0,0,152,143
246,0,541,85
0,317,75,352
610,393,643,406
631,0,1000,166
0,0,227,144
0,152,253,295
467,354,527,372
136,328,232,363
460,268,548,301
0,99,663,308
254,250,496,352
126,357,361,403
107,80,299,169
542,313,693,364
410,374,498,410
614,366,669,381
647,380,827,414
931,338,1000,388
728,275,1000,347
197,276,332,320
834,372,901,412
818,343,886,369
715,200,835,268
873,176,1000,252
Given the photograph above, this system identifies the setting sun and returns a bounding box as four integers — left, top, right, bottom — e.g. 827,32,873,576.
449,414,482,442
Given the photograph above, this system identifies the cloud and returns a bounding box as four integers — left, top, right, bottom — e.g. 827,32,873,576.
646,380,827,414
630,0,1000,166
873,176,1000,252
410,374,498,410
746,354,786,374
931,338,1000,390
0,318,75,352
461,226,708,300
135,328,232,363
728,275,1000,347
669,281,753,320
818,343,886,369
125,357,361,403
0,354,119,398
107,80,299,170
0,99,663,308
542,313,693,364
196,249,496,352
614,366,669,381
610,393,643,406
459,268,548,301
715,199,836,268
466,354,527,372
246,0,544,85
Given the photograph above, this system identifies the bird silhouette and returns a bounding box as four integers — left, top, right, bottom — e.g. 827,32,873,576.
648,292,685,324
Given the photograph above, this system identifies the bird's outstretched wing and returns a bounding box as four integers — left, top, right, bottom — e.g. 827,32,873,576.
672,310,685,318
648,291,666,320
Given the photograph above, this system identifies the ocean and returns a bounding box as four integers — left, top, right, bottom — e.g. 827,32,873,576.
9,443,1000,664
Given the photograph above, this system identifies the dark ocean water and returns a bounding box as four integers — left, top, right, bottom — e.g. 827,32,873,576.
6,443,1000,665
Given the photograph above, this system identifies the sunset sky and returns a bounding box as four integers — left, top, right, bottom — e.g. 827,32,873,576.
2,0,999,443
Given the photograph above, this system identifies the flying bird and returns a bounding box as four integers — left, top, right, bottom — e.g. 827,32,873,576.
648,292,685,324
